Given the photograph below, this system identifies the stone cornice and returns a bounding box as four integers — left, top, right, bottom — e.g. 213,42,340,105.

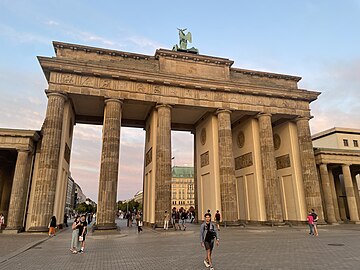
155,49,234,67
314,148,360,157
38,56,320,103
0,129,40,141
231,68,301,82
53,41,155,61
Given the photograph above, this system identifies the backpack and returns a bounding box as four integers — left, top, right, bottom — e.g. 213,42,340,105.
311,212,318,221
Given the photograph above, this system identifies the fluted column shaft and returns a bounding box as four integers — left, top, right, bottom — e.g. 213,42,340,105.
296,117,324,219
257,113,283,223
6,150,31,231
216,109,238,223
29,92,67,231
342,164,359,222
154,104,172,226
96,99,122,229
319,164,337,223
328,168,341,222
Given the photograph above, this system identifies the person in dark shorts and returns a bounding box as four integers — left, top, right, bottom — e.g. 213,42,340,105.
78,215,87,253
200,213,219,270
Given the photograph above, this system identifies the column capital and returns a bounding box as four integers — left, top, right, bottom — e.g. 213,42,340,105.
256,112,272,119
341,163,352,167
105,98,123,105
295,115,312,122
16,148,31,153
45,90,68,100
155,103,172,110
215,109,232,115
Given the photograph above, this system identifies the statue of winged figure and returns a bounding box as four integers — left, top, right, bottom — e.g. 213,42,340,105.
178,28,192,50
172,28,199,54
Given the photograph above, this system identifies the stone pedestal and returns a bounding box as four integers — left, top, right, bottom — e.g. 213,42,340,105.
296,117,324,219
96,99,122,230
319,164,337,224
154,104,172,226
257,113,283,223
28,92,67,232
216,109,238,223
5,150,31,232
342,164,360,222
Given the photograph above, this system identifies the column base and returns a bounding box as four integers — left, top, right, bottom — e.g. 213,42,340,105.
3,228,22,234
27,226,49,232
220,220,245,227
94,223,118,230
350,221,360,225
263,221,286,226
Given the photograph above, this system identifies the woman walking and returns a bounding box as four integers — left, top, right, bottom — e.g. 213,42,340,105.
48,216,57,237
70,216,81,253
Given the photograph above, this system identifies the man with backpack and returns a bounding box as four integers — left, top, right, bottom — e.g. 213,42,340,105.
200,212,220,270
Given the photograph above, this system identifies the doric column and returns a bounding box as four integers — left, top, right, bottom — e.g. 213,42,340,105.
216,109,238,223
351,171,360,219
257,113,283,223
193,131,199,223
96,98,122,229
155,104,172,226
319,164,337,224
328,167,341,222
295,116,324,219
342,164,360,222
28,92,67,231
6,150,31,231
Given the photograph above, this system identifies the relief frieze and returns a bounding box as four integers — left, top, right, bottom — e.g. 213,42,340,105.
54,72,309,113
200,151,209,168
276,154,291,170
235,152,253,170
145,147,152,167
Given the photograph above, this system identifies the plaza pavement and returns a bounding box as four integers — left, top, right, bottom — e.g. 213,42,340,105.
1,219,360,269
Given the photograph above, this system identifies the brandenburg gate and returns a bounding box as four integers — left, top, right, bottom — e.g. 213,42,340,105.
1,38,329,231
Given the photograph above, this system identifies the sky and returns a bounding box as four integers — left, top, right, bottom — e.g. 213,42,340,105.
1,0,359,202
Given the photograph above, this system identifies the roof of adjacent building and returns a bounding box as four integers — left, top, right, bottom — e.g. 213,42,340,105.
172,166,194,178
312,127,360,140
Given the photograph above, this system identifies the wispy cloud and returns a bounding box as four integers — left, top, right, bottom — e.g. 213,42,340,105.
0,24,49,44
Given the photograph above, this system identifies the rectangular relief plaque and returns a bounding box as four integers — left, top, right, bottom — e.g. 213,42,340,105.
200,151,209,168
276,154,291,170
235,152,253,170
145,147,152,167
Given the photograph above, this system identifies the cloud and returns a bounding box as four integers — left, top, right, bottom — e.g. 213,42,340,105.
308,58,360,134
0,24,49,44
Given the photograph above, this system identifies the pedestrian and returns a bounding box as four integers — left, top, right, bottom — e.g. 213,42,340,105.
180,210,187,231
64,213,68,227
311,209,319,236
48,216,57,237
87,213,92,224
171,208,177,229
78,214,87,253
126,211,132,227
175,210,180,230
0,213,4,230
200,212,219,270
214,210,221,231
307,212,314,235
70,216,81,253
164,210,170,230
137,213,143,233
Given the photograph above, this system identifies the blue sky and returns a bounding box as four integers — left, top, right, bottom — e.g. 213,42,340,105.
1,0,359,201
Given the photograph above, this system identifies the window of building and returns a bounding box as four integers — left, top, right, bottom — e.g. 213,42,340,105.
343,139,349,146
354,140,359,147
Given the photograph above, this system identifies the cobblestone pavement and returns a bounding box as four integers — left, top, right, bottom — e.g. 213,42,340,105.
1,219,360,270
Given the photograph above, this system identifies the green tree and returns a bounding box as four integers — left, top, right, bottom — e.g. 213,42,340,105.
76,202,95,214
